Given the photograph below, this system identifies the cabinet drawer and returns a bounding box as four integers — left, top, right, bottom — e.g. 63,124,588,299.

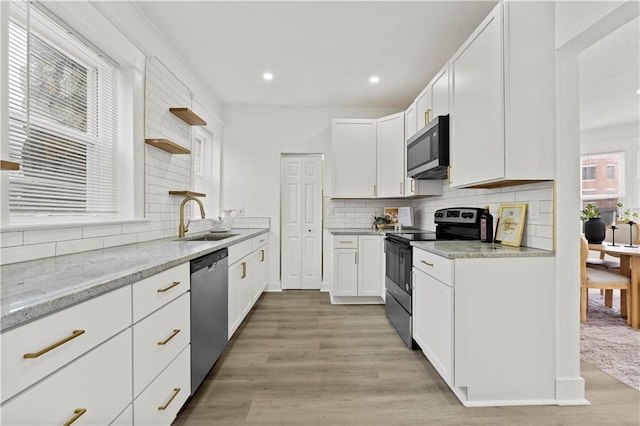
412,248,453,286
1,285,131,402
110,404,133,426
134,345,190,426
252,233,268,250
229,239,253,265
132,263,189,323
133,292,190,397
333,235,357,249
2,329,132,425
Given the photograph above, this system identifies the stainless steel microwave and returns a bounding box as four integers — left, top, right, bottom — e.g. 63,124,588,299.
406,115,449,180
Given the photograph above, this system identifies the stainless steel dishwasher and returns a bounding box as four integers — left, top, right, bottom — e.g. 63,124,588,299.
190,248,228,395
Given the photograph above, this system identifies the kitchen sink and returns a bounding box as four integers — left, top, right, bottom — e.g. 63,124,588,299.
182,234,239,242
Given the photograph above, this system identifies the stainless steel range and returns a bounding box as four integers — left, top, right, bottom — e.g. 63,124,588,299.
384,207,484,348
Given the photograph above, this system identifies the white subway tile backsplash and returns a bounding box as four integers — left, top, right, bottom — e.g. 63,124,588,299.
24,228,83,245
1,232,23,248
82,224,123,239
104,233,138,248
56,237,104,256
1,243,56,264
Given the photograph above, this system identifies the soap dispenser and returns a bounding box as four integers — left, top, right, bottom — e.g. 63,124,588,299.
480,206,493,243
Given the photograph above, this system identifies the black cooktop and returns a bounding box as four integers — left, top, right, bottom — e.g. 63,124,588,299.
385,232,436,242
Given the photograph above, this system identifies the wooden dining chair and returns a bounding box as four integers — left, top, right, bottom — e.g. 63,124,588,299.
580,237,631,323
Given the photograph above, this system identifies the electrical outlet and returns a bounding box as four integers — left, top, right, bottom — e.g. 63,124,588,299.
237,208,245,217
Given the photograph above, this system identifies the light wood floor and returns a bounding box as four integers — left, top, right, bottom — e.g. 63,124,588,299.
173,291,640,425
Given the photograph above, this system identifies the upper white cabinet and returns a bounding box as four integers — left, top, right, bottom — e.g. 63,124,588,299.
415,86,431,132
449,2,555,188
430,66,449,120
377,112,405,198
332,119,377,198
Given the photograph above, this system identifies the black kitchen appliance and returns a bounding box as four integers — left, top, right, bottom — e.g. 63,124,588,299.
406,115,449,180
384,207,484,349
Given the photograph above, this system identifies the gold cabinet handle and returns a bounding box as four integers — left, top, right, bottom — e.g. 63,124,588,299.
400,182,403,194
410,179,415,192
260,249,265,262
339,240,353,244
158,388,181,410
157,329,180,346
421,260,434,267
157,281,180,293
63,408,86,426
23,330,85,359
241,262,247,279
425,109,431,125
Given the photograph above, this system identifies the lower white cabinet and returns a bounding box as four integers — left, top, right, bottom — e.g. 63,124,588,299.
228,233,269,339
332,235,383,300
133,292,191,397
133,346,191,426
111,404,133,426
412,247,556,406
412,267,454,385
1,330,132,425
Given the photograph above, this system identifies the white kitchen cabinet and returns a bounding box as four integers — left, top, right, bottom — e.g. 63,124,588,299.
1,285,131,403
228,233,269,338
377,112,405,198
331,119,377,198
415,86,431,132
132,262,190,323
133,292,190,397
430,65,449,119
412,262,454,386
1,329,132,426
133,345,190,426
412,247,556,406
332,235,383,300
449,1,555,188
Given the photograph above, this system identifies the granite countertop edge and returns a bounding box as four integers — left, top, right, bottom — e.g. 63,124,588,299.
410,240,555,258
0,228,268,332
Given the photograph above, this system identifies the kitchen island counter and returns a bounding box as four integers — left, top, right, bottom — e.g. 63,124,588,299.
411,240,554,259
0,228,268,331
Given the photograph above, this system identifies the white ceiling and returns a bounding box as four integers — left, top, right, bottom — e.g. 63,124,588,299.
134,1,497,108
579,17,639,132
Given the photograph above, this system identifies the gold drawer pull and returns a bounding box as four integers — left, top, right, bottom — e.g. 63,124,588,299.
23,330,85,359
157,329,181,346
157,281,180,293
63,408,86,426
421,260,434,267
260,249,265,262
158,388,181,410
241,262,247,279
339,240,353,244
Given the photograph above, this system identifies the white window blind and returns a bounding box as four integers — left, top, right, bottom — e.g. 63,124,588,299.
7,0,119,220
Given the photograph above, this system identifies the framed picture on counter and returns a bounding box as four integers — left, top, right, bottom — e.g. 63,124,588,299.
494,203,527,247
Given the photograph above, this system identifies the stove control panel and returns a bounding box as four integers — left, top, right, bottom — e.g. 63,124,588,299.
434,207,484,224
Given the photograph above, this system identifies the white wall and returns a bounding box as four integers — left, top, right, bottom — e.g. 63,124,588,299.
221,105,398,289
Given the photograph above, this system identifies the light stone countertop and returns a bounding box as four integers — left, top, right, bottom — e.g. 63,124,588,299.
411,240,554,259
0,228,268,332
328,227,432,236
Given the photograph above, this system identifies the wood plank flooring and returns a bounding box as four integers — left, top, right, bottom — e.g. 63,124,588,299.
173,291,640,425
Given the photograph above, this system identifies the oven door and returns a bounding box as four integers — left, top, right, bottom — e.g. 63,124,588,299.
384,239,412,295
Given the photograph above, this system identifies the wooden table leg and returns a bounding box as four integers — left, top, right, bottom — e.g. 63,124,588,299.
619,257,632,326
630,256,640,329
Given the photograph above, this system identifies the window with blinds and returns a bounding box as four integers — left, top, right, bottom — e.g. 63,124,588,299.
7,0,119,220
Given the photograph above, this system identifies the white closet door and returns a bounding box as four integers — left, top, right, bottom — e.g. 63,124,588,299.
281,155,323,290
301,157,322,289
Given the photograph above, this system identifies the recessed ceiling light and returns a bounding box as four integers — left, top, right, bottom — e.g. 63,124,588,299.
369,75,380,84
263,72,274,81
636,89,640,95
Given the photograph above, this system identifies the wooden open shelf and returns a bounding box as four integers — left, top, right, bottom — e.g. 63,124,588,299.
168,191,206,197
1,160,20,170
145,138,191,154
169,108,207,126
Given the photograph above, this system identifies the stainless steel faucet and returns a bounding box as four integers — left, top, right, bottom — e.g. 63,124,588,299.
179,196,206,238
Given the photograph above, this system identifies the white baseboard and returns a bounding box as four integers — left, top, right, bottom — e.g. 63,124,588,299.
555,377,589,405
265,281,282,292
